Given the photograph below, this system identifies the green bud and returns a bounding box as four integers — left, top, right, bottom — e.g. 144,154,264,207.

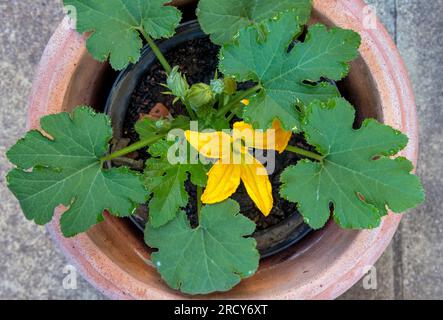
166,66,189,99
186,83,214,110
223,77,237,95
155,119,166,129
210,79,224,95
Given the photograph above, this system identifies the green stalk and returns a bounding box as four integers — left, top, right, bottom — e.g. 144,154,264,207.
139,29,172,74
138,29,198,120
216,84,262,117
226,111,236,122
197,186,203,221
181,98,197,120
101,119,190,164
285,145,324,162
218,92,225,109
100,135,163,163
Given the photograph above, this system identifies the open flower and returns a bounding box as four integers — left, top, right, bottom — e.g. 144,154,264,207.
185,120,291,216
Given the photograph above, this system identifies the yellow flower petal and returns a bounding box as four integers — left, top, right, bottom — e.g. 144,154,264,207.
201,161,241,204
188,123,280,215
240,159,273,216
271,119,292,153
232,121,252,132
185,130,231,159
232,121,254,155
233,120,291,153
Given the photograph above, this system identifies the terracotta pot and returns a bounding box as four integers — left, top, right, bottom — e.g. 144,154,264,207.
28,0,418,299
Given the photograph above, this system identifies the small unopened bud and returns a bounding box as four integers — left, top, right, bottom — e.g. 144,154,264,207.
166,66,189,99
155,119,165,128
210,79,224,95
223,77,237,95
186,83,214,110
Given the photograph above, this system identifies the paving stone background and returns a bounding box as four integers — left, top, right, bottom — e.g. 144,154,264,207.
0,0,441,300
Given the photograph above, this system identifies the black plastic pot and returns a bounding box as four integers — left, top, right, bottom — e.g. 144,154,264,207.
104,20,312,259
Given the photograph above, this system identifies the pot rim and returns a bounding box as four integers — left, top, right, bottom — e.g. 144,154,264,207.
28,0,418,300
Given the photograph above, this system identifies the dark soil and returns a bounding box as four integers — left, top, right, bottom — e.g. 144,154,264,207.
123,36,308,231
125,37,219,143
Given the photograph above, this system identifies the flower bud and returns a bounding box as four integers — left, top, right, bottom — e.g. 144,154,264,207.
223,77,237,95
186,83,214,109
166,66,189,99
210,79,224,95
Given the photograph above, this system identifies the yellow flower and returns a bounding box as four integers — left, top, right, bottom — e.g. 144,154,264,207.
185,120,291,216
232,120,292,154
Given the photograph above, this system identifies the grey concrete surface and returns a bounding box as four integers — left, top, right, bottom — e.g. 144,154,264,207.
0,0,105,300
0,0,441,300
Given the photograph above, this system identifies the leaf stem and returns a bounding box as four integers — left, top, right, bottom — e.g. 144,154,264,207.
216,84,262,117
226,111,236,122
218,92,225,109
197,186,202,221
101,118,190,164
138,29,197,120
285,145,324,162
139,29,172,74
100,135,163,164
181,98,197,120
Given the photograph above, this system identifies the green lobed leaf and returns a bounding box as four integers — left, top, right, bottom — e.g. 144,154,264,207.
197,0,312,45
145,199,259,295
220,11,361,131
144,140,207,227
6,107,148,237
64,0,182,70
280,98,425,229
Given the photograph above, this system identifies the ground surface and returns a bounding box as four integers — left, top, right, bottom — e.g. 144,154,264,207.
0,0,442,300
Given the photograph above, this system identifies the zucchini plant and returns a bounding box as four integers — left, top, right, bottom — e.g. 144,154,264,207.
6,0,424,295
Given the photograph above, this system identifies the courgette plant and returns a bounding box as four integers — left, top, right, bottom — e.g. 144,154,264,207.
6,0,424,295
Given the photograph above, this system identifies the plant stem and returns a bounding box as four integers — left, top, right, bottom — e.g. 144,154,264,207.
197,186,202,221
181,98,197,120
138,29,197,120
216,84,262,117
226,111,236,122
285,145,324,162
100,135,163,163
139,29,172,74
218,92,225,110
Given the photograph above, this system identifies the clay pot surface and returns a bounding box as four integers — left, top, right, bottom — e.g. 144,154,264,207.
28,0,418,299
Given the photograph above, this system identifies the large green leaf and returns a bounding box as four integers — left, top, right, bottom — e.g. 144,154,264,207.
64,0,182,70
197,0,312,45
280,98,424,229
145,199,259,294
6,107,148,237
144,140,207,227
220,11,361,131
